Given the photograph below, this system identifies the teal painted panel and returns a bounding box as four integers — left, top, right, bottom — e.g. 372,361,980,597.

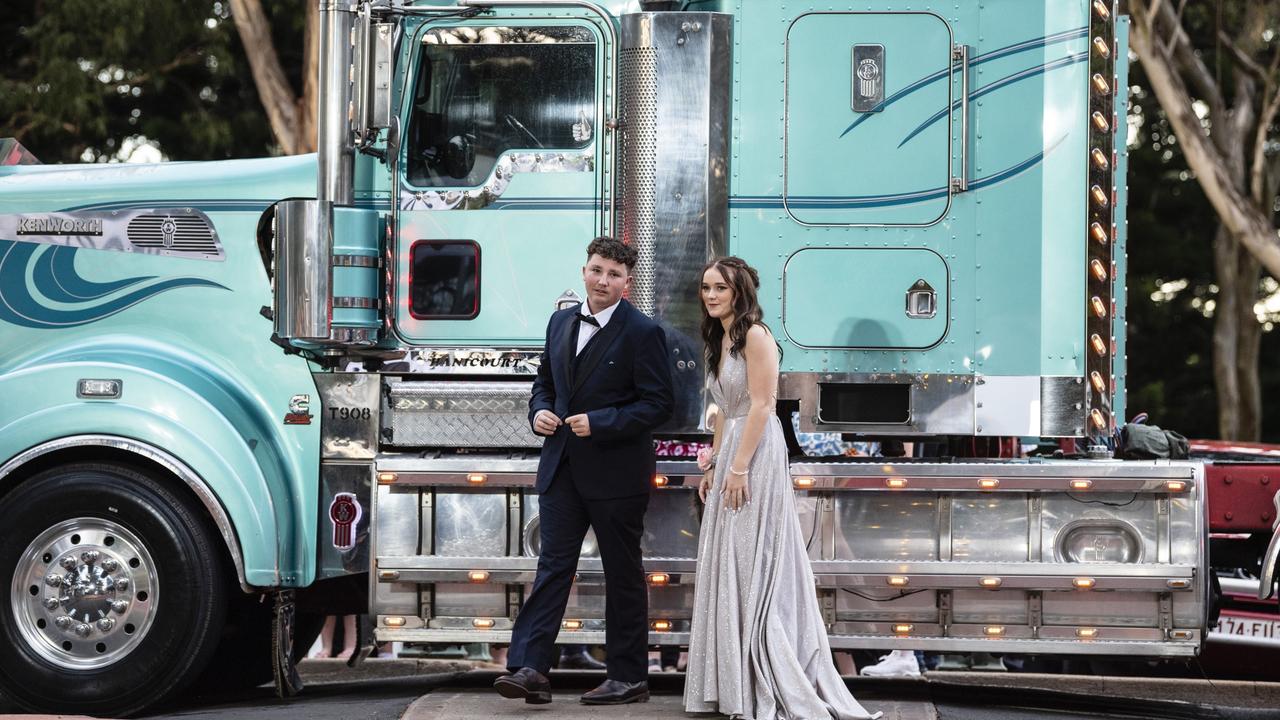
0,169,322,586
785,12,953,226
783,248,948,349
1113,16,1130,423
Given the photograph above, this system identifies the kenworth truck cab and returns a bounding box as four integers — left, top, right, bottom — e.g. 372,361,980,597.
2,1,1259,715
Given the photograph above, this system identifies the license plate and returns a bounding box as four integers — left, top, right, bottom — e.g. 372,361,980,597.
1212,613,1280,640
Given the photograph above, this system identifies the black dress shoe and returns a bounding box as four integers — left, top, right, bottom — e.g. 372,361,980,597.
493,667,552,704
580,678,649,705
559,651,607,671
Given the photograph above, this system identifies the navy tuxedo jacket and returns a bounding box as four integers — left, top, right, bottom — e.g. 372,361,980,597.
528,298,674,499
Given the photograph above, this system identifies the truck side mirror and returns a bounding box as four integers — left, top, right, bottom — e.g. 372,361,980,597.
443,135,475,180
353,12,395,143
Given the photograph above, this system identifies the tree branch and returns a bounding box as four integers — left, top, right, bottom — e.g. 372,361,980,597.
229,0,302,155
1131,10,1280,280
1218,30,1267,81
1252,86,1280,205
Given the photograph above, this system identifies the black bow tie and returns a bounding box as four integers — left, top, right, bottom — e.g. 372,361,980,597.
575,313,600,328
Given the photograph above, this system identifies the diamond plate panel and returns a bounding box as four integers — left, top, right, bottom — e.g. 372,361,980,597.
386,380,541,448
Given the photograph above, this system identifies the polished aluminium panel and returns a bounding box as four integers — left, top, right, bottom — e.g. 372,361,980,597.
832,495,938,561
370,484,419,616
384,380,541,448
783,372,1090,436
618,12,732,433
951,589,1028,623
0,208,224,260
273,199,328,341
950,494,1029,562
1042,375,1089,437
434,491,509,557
974,375,1040,436
1041,592,1158,627
317,462,373,579
316,372,380,459
1040,493,1159,564
781,372,974,434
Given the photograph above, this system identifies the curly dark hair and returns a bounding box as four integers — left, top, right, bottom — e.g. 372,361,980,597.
585,236,637,272
701,256,770,379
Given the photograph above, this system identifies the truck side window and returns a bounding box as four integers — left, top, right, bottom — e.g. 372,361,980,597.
409,240,480,319
406,25,596,188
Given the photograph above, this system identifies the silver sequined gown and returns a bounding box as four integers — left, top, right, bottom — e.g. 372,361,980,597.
684,351,881,720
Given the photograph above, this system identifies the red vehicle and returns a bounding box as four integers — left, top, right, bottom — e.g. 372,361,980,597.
1193,440,1280,679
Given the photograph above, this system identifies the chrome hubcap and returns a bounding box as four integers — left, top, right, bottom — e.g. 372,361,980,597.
12,518,158,669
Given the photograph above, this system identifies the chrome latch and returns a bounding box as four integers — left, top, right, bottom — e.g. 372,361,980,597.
905,279,937,319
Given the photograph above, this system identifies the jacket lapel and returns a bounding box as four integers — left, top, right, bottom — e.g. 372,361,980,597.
570,299,630,398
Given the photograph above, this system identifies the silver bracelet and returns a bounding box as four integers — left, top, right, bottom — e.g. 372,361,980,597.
729,466,748,476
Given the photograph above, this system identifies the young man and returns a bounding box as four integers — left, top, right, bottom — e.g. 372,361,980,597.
494,237,673,705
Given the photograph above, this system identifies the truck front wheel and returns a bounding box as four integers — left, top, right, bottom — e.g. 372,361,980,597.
0,462,228,716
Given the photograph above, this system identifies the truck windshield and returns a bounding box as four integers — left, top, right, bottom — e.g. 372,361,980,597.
406,25,596,188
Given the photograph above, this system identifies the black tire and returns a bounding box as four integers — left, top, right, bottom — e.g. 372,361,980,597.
0,463,228,716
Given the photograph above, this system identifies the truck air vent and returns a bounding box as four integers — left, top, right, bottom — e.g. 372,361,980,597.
126,212,222,258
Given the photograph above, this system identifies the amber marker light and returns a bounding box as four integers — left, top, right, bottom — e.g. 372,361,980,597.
1090,222,1110,245
1169,629,1193,640
886,477,908,489
652,620,672,631
653,475,669,487
978,478,1000,490
473,618,496,629
562,619,584,630
887,576,910,587
1091,296,1108,319
1090,184,1109,207
378,570,400,581
1073,577,1097,590
1091,147,1110,169
377,472,398,484
384,616,406,627
1167,579,1191,589
979,577,1003,589
794,476,816,488
648,573,670,585
1091,111,1111,133
1090,259,1108,281
1076,627,1099,639
1091,73,1111,94
1090,409,1107,429
1165,480,1188,492
1090,371,1107,394
892,623,914,635
1090,333,1108,356
1071,479,1094,490
1092,0,1110,20
468,570,490,583
467,473,486,485
984,626,1006,637
1092,36,1111,58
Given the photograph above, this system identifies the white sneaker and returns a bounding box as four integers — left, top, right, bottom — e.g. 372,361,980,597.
859,650,922,677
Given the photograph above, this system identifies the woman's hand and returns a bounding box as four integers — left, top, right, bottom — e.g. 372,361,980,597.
698,470,714,503
722,468,750,511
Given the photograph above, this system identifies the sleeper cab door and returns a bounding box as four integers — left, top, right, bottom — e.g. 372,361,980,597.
782,12,955,352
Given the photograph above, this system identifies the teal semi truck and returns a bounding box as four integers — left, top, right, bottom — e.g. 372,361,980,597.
0,0,1238,715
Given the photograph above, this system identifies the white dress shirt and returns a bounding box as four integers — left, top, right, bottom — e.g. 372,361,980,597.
575,299,620,356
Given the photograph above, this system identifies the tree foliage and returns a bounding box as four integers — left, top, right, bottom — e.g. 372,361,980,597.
0,0,308,163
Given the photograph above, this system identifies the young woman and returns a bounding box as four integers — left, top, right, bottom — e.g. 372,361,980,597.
684,257,880,720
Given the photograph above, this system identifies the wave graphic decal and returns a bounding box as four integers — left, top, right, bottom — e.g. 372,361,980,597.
896,52,1088,148
0,239,228,329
